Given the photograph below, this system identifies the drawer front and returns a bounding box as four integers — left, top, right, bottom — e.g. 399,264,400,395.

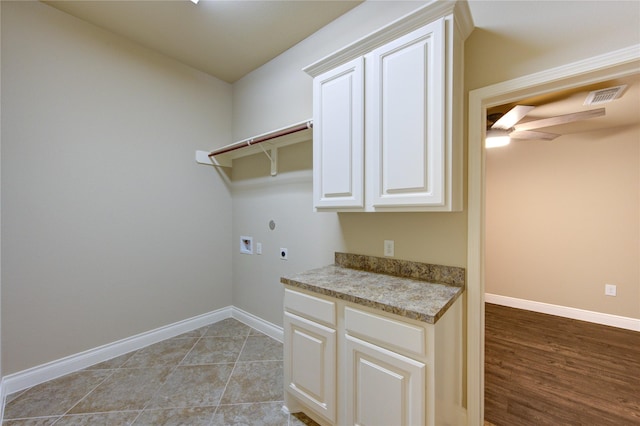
284,288,336,326
344,306,426,358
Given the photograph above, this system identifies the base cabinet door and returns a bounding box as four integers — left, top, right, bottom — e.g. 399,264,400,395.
345,335,425,426
284,312,337,423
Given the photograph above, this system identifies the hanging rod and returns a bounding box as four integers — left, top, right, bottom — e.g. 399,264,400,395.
208,120,313,158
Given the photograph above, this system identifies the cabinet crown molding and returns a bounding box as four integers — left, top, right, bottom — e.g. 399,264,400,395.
303,0,473,77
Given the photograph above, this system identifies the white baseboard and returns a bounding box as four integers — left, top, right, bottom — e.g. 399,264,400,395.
232,306,284,342
485,293,640,332
0,305,284,405
0,378,6,423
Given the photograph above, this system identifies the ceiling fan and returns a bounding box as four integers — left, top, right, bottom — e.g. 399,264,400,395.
486,105,605,148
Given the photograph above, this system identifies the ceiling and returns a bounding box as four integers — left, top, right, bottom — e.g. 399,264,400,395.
43,0,363,83
487,74,640,139
41,0,639,134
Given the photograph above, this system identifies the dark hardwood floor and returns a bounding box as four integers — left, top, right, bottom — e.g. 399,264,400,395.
484,303,640,425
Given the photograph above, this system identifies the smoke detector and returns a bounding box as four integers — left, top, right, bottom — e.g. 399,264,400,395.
584,84,627,106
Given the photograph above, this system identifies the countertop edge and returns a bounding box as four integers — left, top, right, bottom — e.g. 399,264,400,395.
281,275,464,325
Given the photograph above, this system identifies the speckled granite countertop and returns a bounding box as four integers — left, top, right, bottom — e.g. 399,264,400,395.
281,253,465,324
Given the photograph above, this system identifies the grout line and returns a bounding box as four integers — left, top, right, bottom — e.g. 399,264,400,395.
209,327,252,425
49,368,118,425
130,325,212,425
3,414,62,422
176,328,209,367
215,400,286,407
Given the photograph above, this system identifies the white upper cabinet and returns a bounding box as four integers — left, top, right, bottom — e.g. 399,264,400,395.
304,2,473,212
313,58,365,209
366,20,444,208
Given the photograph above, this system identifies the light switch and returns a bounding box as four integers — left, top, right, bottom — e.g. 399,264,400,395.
384,240,394,257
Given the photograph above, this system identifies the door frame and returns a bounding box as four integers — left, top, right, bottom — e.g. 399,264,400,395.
466,44,640,425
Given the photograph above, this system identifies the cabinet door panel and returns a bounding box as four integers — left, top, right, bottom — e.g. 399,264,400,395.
346,335,425,426
284,312,336,423
367,19,445,207
313,57,364,209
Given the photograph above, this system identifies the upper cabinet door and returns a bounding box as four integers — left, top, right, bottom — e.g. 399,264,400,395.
366,19,445,208
313,57,365,209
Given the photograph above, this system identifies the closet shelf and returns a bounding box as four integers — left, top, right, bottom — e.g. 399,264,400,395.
196,119,312,176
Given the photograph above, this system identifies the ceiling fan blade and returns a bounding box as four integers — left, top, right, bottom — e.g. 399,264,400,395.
491,105,535,130
514,108,605,131
509,130,559,140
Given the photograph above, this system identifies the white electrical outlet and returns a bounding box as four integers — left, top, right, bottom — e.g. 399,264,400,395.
280,248,288,260
256,242,262,255
384,240,394,257
605,284,617,296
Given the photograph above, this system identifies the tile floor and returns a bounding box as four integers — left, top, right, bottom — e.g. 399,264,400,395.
2,318,319,426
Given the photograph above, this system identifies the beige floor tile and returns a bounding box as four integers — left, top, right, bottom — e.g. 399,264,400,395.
68,367,172,414
122,338,198,368
53,411,140,425
3,370,112,419
171,325,210,340
220,361,284,404
132,407,216,425
84,352,136,371
238,335,283,362
1,319,295,426
2,418,59,426
4,389,30,406
212,402,289,425
180,336,245,365
204,318,251,337
145,364,233,409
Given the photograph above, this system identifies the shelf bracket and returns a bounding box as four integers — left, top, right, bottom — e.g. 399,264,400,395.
259,144,278,176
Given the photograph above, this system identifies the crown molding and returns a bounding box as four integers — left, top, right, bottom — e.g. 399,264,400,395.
303,0,473,77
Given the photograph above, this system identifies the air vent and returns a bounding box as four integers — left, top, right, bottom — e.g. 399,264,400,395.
584,84,627,105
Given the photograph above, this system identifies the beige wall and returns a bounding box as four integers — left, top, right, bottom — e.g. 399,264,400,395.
230,1,469,327
1,1,233,375
231,143,345,326
485,124,640,318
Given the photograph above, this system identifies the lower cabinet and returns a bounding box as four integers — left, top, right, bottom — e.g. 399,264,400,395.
283,311,336,423
283,287,464,426
345,335,425,426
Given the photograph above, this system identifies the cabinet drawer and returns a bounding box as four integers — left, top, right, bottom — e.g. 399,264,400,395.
345,306,426,358
284,288,336,326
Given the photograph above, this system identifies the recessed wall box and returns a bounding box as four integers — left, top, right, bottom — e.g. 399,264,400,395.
240,236,253,255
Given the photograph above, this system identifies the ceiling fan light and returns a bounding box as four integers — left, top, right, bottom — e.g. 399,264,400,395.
485,129,511,148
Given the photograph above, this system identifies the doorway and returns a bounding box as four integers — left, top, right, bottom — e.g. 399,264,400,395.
483,74,640,424
466,46,640,425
